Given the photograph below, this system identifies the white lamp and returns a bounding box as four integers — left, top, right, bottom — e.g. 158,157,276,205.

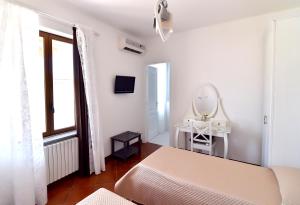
153,0,173,42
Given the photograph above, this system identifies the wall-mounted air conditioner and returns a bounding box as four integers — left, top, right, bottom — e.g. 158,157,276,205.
119,37,146,55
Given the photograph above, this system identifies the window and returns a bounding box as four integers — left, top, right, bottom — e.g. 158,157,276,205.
39,31,75,137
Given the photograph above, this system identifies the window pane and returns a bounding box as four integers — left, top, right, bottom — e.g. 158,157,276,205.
39,37,46,133
52,40,75,130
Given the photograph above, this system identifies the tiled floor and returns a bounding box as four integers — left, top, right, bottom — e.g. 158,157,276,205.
47,143,161,205
149,132,170,146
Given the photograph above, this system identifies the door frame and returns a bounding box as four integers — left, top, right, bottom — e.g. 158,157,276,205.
144,62,171,145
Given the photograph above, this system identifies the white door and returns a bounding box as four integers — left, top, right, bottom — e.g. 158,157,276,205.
262,22,275,166
266,17,300,168
147,67,159,139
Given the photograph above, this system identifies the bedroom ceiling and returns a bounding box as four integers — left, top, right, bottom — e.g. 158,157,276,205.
62,0,300,38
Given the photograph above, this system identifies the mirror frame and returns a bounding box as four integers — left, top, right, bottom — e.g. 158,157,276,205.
192,83,219,120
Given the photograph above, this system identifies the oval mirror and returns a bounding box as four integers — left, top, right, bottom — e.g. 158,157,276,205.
192,84,218,120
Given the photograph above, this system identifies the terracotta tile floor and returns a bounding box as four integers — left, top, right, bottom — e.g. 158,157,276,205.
47,143,161,205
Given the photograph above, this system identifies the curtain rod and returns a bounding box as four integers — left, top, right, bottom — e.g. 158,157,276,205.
13,1,100,36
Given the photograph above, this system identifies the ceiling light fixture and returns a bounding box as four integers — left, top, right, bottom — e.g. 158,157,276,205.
153,0,173,42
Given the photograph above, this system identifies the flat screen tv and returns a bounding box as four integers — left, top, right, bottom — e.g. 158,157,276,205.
114,75,136,93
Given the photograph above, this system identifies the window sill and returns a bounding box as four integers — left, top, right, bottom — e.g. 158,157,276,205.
43,130,77,146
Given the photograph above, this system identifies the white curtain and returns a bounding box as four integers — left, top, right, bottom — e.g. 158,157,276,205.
75,27,105,174
0,1,47,204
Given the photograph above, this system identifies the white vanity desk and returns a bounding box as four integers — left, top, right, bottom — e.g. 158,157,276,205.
174,84,231,159
175,122,231,158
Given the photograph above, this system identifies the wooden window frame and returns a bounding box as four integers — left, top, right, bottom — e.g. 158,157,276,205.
40,31,76,137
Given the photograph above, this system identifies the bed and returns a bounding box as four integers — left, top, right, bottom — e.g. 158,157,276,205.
76,188,135,205
115,147,299,205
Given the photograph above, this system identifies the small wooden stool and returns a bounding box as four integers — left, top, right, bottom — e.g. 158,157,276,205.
76,188,135,205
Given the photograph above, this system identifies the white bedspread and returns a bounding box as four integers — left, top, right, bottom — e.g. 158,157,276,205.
76,188,135,205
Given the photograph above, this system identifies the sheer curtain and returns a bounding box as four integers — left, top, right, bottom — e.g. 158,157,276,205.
75,26,105,174
0,1,47,204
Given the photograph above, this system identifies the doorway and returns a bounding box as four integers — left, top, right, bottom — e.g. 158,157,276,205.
146,63,170,146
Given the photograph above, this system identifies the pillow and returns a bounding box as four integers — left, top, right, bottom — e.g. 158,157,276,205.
272,166,300,205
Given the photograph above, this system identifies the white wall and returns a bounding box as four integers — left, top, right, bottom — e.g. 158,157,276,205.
17,0,146,157
14,0,300,164
145,8,300,165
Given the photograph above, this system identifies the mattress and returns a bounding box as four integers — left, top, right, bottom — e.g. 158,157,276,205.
115,147,282,205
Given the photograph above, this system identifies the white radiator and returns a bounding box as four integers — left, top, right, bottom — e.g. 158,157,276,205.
44,137,79,184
